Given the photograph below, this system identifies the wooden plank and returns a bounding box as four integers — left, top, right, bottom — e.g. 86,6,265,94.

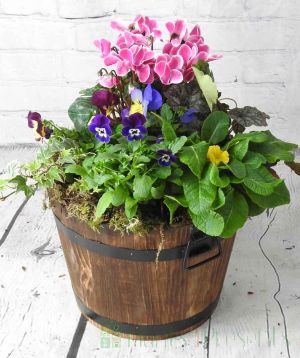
0,190,80,358
78,319,210,358
209,164,300,358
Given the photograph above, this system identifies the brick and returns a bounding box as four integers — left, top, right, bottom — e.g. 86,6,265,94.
0,52,62,81
0,0,57,16
0,19,74,50
116,0,182,17
200,20,287,51
0,112,71,143
61,52,102,82
58,0,118,19
218,84,285,114
210,0,244,18
0,85,80,111
242,52,287,83
244,0,300,19
75,20,117,51
210,54,242,83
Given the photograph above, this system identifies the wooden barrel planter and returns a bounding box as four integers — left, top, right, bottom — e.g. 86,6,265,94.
52,203,235,340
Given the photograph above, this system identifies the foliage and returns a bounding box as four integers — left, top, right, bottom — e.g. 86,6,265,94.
1,16,299,239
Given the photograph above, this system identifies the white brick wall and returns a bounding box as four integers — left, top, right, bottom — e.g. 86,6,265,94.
0,0,299,143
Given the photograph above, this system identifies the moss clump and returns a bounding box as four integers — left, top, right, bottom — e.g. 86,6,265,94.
108,209,149,236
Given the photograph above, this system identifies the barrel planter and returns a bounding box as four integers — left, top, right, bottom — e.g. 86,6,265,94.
52,203,235,340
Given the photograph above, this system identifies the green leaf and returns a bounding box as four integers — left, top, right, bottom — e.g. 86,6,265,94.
182,174,217,214
133,175,153,200
162,120,176,142
68,97,96,131
164,194,188,207
164,197,179,224
209,164,230,188
246,198,266,216
151,183,165,199
169,136,187,154
189,209,224,236
201,111,230,144
152,165,172,179
212,188,225,210
230,139,249,161
225,159,246,179
218,189,248,238
65,164,88,177
193,67,218,111
225,131,271,149
179,142,209,178
243,166,282,196
125,197,137,219
160,103,173,121
96,191,113,218
243,151,267,168
250,142,295,163
245,181,290,208
9,175,35,197
112,186,128,206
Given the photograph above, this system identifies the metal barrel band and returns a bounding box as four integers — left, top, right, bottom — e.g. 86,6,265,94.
75,294,220,336
54,214,222,264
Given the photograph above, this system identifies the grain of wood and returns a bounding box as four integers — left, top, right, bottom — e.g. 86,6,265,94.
0,147,300,358
0,190,80,358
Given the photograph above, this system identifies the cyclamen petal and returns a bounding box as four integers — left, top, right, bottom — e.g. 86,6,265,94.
111,20,127,32
135,64,151,83
99,75,119,88
94,39,111,57
170,69,183,84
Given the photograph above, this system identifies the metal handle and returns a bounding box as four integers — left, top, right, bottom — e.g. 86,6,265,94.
183,229,222,271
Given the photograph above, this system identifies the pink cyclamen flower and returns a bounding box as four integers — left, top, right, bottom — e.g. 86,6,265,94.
165,19,188,47
94,38,111,57
154,54,184,85
132,15,162,39
103,45,155,83
99,74,120,88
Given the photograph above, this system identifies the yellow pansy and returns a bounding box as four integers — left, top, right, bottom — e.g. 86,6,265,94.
207,145,229,165
129,101,144,115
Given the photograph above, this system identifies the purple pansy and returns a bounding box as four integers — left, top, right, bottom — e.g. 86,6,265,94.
130,84,162,116
180,108,198,124
27,111,42,128
91,90,119,115
157,149,177,167
88,114,112,143
121,112,147,141
27,111,52,141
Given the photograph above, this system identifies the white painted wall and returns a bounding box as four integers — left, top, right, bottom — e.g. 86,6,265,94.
0,0,299,143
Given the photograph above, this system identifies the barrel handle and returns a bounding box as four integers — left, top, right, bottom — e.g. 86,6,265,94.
182,231,222,271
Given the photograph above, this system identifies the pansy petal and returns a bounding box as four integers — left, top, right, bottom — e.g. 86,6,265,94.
148,88,162,111
131,88,143,103
121,126,130,136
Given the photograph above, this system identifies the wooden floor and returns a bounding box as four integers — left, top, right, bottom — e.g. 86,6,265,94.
0,145,299,358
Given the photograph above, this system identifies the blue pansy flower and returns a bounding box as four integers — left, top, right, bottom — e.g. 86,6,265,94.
88,114,112,143
121,112,147,141
129,84,163,116
157,150,177,167
180,108,198,124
